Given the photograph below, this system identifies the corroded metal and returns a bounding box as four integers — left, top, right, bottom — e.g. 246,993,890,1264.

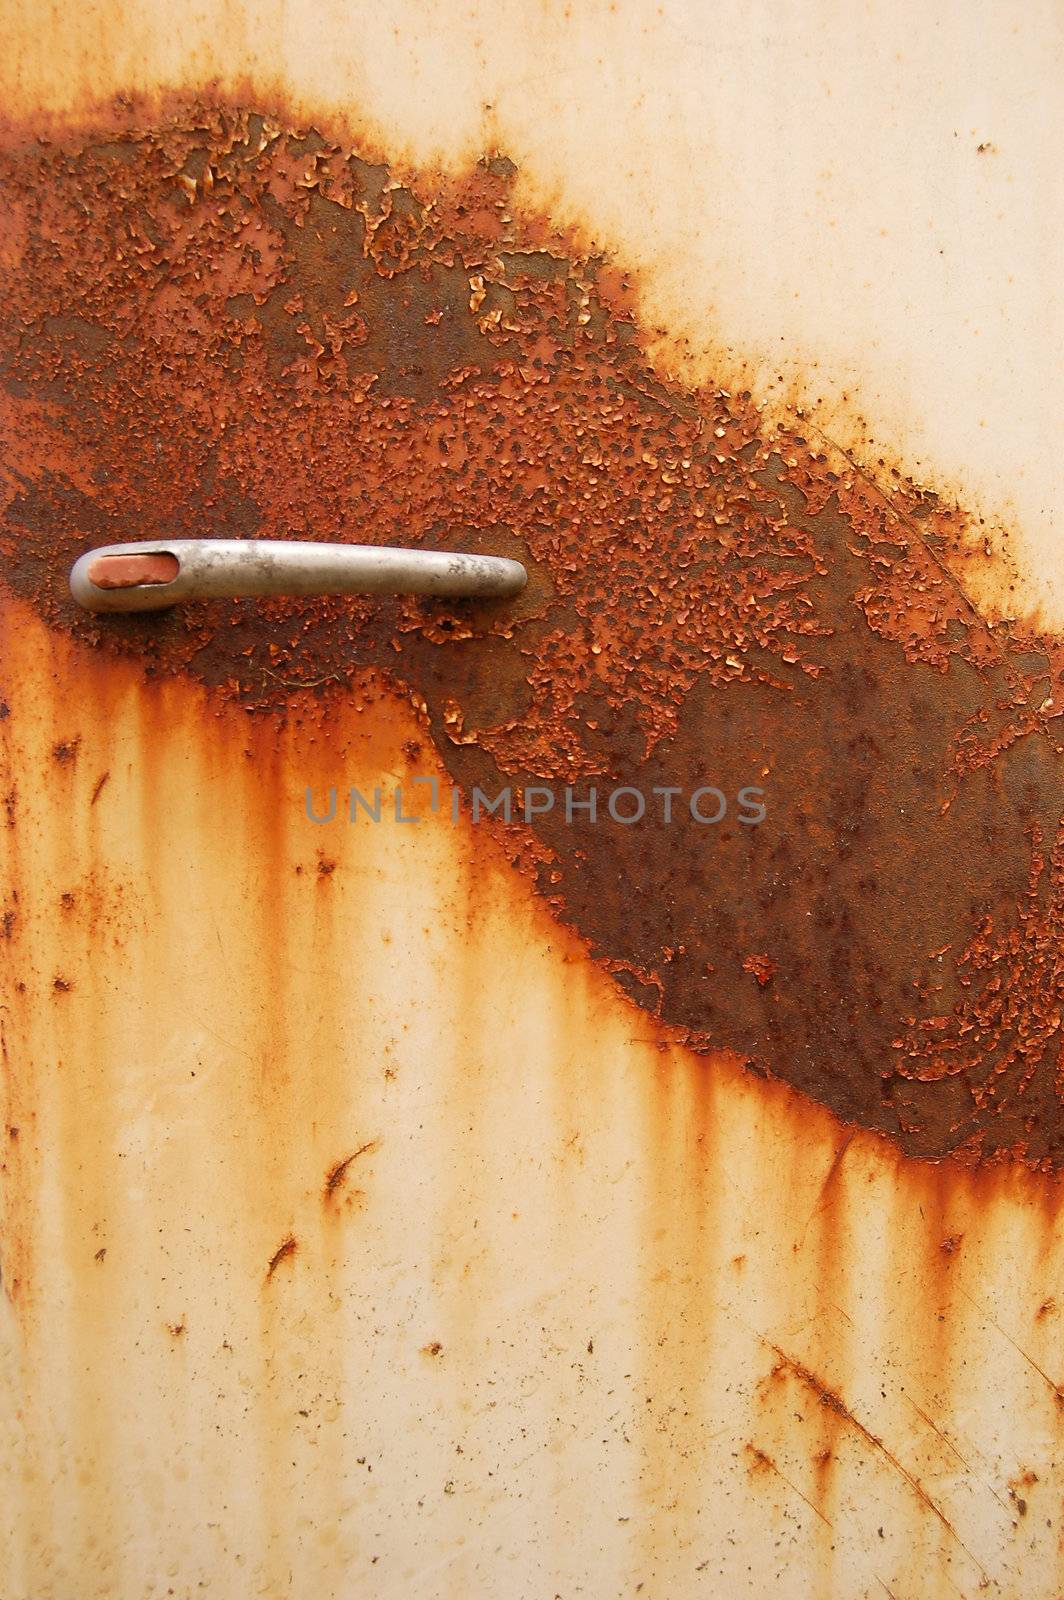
1,107,1060,1164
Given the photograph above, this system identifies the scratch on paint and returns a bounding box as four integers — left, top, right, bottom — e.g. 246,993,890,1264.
902,1391,1011,1515
766,1343,988,1580
958,1287,1064,1406
744,1442,833,1529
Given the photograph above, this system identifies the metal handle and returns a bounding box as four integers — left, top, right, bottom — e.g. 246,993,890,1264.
69,539,528,614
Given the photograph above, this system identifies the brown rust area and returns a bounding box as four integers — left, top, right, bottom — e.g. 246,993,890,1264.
0,102,1062,1166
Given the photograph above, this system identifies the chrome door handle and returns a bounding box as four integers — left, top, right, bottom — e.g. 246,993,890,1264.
69,539,527,613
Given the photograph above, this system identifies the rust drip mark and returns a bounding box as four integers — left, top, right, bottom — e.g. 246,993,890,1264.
89,770,110,805
0,101,1062,1165
799,1133,854,1248
324,1138,381,1201
265,1234,297,1281
1007,1469,1037,1519
767,1343,987,1577
743,1442,833,1529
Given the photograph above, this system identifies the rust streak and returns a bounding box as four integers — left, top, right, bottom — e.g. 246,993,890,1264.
799,1133,855,1247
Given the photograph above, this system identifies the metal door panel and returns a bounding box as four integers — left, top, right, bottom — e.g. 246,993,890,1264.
1,4,1062,1597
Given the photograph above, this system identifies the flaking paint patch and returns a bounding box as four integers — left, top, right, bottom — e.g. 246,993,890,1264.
0,0,1061,628
0,103,1061,1165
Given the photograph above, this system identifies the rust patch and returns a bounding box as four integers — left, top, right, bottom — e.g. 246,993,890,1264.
1,101,1062,1165
264,1234,297,1281
323,1138,380,1199
51,737,80,765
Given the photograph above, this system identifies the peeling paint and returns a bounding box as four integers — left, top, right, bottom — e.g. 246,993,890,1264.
1,104,1061,1164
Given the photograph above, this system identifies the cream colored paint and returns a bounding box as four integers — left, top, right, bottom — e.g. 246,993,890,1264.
1,0,1062,623
1,604,1062,1600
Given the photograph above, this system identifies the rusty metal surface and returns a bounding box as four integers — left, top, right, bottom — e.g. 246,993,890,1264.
0,5,1062,1599
1,105,1062,1165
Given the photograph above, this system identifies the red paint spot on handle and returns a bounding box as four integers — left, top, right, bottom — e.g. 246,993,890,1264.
86,552,179,589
